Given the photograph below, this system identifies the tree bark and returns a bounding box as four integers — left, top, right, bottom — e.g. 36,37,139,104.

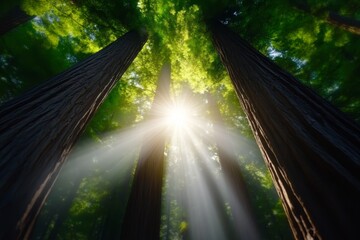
207,94,261,240
0,29,147,240
208,20,360,240
120,64,170,240
327,11,360,35
0,6,34,35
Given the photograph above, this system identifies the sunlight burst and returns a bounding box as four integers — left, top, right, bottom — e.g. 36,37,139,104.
165,104,192,128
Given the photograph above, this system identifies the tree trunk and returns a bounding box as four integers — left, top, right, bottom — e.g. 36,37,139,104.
208,20,360,240
0,30,147,240
0,6,34,35
120,64,170,240
207,94,261,240
327,11,360,35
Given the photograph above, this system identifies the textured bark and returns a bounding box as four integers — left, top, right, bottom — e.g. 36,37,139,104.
209,20,360,240
0,30,147,240
0,6,34,35
207,94,261,240
120,64,170,240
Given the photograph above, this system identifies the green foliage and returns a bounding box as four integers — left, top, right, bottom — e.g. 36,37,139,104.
22,0,119,51
228,0,360,121
0,23,79,102
1,0,359,238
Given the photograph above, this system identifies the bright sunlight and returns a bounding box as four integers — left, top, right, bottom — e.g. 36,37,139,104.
164,104,192,128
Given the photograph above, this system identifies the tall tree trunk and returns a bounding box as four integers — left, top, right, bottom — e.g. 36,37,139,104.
0,6,34,35
208,20,360,240
0,30,147,240
120,64,170,240
207,94,261,240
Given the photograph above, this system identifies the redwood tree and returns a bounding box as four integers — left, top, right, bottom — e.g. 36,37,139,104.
0,5,34,35
120,64,170,240
209,20,360,240
0,29,147,240
327,11,360,35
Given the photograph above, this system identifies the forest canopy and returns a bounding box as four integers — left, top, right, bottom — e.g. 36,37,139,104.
0,0,359,239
